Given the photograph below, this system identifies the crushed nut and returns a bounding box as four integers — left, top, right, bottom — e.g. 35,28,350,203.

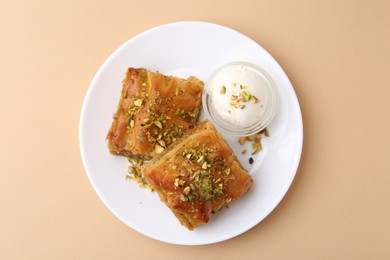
126,157,154,191
179,194,188,202
174,178,185,187
220,85,226,94
133,99,143,106
154,144,165,154
238,128,269,156
251,96,259,103
158,139,166,148
202,161,208,169
153,120,163,129
183,186,191,195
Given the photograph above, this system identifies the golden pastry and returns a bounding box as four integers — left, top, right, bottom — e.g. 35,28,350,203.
142,120,253,230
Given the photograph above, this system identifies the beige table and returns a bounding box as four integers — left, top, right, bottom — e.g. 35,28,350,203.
1,0,389,259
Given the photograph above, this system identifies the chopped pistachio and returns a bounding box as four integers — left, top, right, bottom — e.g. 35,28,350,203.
174,178,185,187
202,162,208,169
197,155,204,163
129,120,135,128
148,135,156,142
158,139,166,148
153,120,163,129
183,186,191,195
194,172,200,182
243,91,251,101
179,194,188,202
133,99,143,106
240,84,248,89
154,144,165,154
220,85,226,94
127,166,135,174
246,136,255,141
224,168,231,175
126,157,154,191
264,127,269,137
238,129,269,156
251,95,259,103
251,145,262,155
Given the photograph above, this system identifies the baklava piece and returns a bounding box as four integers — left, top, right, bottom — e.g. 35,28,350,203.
142,120,253,230
107,68,204,159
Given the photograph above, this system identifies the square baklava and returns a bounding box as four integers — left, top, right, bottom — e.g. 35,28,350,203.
142,120,253,230
107,68,204,158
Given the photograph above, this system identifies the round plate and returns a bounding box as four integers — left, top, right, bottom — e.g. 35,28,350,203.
79,21,303,245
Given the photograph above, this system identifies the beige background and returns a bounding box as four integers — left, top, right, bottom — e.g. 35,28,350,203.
1,0,389,259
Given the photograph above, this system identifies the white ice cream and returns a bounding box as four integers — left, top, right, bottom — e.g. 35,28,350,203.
209,64,269,127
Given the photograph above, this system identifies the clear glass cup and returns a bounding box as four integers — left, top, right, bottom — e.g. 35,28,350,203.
202,61,278,136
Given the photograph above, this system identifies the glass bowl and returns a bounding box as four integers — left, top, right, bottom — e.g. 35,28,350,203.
202,61,278,136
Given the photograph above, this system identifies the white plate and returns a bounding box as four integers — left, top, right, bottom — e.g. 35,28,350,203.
79,21,303,245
